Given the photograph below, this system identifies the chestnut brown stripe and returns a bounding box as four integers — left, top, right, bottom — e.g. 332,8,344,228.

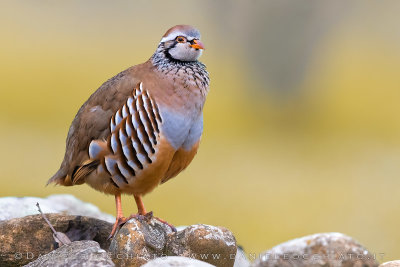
123,119,143,170
144,92,160,134
106,135,113,154
132,109,153,162
137,95,157,148
115,127,122,151
149,96,162,123
109,178,119,188
127,115,149,167
102,158,111,176
118,128,136,177
113,163,128,184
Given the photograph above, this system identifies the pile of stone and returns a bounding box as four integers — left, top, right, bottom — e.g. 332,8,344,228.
0,195,395,267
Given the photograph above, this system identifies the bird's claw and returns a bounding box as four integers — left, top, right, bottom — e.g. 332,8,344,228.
152,214,177,233
108,212,177,239
134,211,177,233
108,216,129,240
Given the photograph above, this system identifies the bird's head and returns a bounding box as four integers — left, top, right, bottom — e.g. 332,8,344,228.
158,25,205,62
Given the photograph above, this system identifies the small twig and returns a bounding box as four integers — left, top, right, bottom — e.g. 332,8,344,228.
36,203,58,235
36,202,71,245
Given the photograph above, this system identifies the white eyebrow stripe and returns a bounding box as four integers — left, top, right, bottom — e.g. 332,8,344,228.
160,32,196,43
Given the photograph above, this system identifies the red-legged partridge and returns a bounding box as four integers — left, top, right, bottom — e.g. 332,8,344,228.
48,25,209,237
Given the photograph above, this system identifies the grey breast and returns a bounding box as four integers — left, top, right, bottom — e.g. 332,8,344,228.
159,105,203,151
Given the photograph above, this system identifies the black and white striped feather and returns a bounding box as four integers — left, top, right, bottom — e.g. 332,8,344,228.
88,83,162,189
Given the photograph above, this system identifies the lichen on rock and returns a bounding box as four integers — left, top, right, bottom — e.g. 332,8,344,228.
251,232,379,267
142,256,216,267
0,214,112,266
108,218,237,267
166,224,237,267
24,240,114,267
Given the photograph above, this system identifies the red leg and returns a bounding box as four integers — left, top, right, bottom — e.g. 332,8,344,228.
111,195,177,235
108,193,129,239
116,193,124,218
134,195,147,215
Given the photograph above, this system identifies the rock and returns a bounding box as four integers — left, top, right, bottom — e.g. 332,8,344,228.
176,225,189,232
174,226,245,267
166,224,237,267
251,232,379,267
24,240,114,267
234,246,250,267
141,256,216,267
109,218,237,267
109,216,173,267
0,195,115,223
380,261,400,267
0,214,112,266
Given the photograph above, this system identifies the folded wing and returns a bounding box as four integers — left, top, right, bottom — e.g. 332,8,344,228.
83,83,163,189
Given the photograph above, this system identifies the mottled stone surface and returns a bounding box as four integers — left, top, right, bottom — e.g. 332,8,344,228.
0,195,114,223
142,256,216,267
109,219,237,267
24,240,114,267
380,261,400,267
251,232,378,267
166,224,237,267
0,214,112,266
109,217,173,267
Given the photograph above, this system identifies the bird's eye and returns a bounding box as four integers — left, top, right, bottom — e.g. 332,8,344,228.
176,36,186,43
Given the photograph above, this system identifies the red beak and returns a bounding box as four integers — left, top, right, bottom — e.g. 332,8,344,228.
190,39,205,50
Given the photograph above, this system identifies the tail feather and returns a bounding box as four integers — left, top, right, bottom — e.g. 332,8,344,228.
71,159,100,185
48,139,107,187
47,169,72,186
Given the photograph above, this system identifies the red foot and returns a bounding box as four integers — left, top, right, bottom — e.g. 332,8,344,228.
108,216,130,239
144,211,177,232
108,212,177,239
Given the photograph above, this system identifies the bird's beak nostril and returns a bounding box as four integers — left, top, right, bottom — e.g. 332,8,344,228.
190,40,205,50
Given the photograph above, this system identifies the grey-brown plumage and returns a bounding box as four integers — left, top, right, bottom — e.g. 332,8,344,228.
48,25,209,237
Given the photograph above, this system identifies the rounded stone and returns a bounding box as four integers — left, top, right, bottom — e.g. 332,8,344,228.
166,224,237,267
252,232,379,267
380,261,400,267
24,240,114,267
0,214,112,266
108,217,173,267
142,256,216,267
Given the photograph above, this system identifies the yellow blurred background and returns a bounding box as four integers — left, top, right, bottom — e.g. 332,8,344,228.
1,0,400,262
